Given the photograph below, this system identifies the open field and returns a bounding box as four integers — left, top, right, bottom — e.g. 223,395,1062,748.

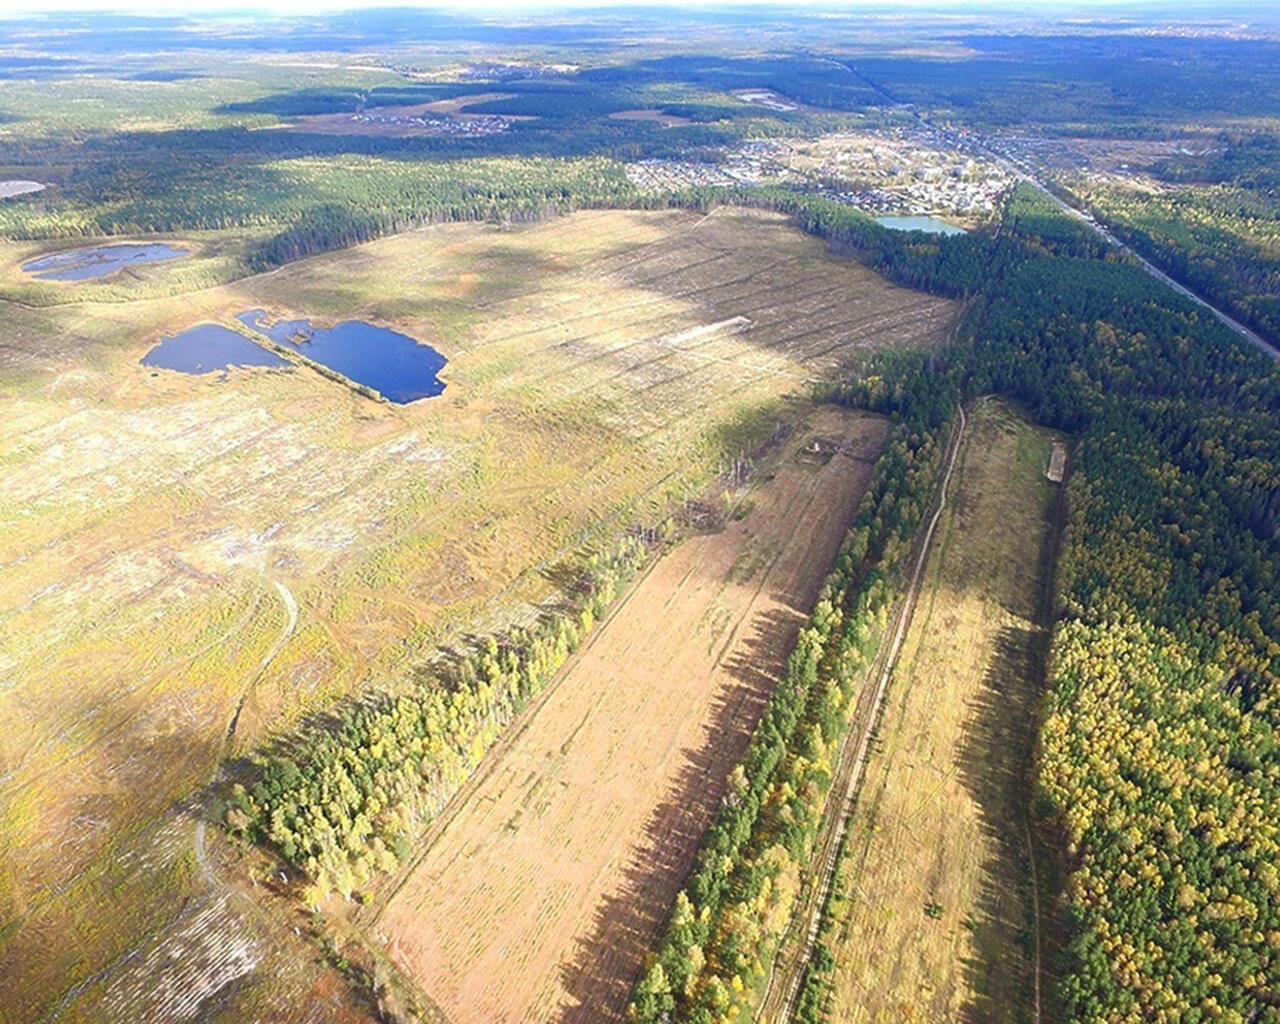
292,99,525,137
822,400,1059,1024
0,207,957,1022
376,406,887,1024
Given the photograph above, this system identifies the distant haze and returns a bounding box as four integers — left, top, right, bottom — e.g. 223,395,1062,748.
3,0,1275,16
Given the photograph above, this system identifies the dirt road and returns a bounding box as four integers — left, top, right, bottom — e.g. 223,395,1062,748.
758,404,967,1024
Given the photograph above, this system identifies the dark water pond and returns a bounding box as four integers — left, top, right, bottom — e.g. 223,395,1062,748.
141,324,290,374
237,310,446,404
873,215,968,236
24,242,188,281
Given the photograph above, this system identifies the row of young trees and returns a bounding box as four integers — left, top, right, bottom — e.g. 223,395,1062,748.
224,535,652,902
628,409,950,1024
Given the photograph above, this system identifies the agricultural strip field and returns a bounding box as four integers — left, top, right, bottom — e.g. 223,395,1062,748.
375,406,887,1024
822,400,1060,1024
0,207,957,1023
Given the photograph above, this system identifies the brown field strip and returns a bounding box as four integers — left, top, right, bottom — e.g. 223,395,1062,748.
823,400,1059,1024
375,407,887,1024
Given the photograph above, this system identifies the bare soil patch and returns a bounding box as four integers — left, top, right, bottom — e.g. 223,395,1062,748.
376,407,887,1024
0,180,45,199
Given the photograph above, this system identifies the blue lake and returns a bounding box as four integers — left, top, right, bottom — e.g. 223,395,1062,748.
873,215,968,236
142,324,290,374
237,310,447,404
24,242,188,281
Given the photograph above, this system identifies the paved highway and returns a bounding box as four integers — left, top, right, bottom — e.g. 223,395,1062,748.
830,55,1279,364
1019,178,1280,363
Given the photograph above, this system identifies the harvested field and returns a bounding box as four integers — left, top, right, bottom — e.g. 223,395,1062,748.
823,400,1058,1024
376,406,887,1024
0,207,956,1023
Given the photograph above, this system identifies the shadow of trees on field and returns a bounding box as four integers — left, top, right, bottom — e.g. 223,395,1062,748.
954,622,1041,1024
554,603,806,1024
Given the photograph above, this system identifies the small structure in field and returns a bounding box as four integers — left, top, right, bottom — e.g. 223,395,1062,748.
1046,440,1067,483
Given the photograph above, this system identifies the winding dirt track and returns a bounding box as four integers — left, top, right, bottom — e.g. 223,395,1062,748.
376,408,887,1024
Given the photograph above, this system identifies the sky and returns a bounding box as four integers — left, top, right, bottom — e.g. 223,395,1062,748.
0,0,1200,13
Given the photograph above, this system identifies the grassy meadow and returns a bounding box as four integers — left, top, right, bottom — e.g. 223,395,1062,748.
0,206,956,1022
822,400,1060,1024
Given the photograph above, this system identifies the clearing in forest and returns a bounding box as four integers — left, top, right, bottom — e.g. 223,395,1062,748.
823,400,1060,1024
376,407,887,1024
0,208,956,1024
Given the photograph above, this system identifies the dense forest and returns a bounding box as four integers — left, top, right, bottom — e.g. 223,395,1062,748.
962,188,1280,1023
849,35,1280,128
627,184,1280,1022
1077,180,1280,349
0,58,875,250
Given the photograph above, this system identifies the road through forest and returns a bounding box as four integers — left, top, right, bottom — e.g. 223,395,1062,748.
757,404,969,1024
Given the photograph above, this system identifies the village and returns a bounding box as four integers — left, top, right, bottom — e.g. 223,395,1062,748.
626,128,1012,218
345,110,511,137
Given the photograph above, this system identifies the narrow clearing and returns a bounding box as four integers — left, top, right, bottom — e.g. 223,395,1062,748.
759,403,968,1023
375,407,887,1024
818,401,1058,1023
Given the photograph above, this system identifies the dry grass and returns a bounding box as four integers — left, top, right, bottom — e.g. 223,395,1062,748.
376,407,886,1024
0,207,957,1023
823,400,1057,1024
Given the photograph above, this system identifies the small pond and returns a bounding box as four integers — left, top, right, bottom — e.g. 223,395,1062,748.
23,242,188,281
237,310,447,404
141,324,290,374
873,215,969,236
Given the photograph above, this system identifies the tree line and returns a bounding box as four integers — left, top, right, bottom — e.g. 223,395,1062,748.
224,534,653,902
629,395,953,1023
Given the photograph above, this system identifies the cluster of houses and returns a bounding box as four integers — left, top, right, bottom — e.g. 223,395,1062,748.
347,112,511,137
625,161,740,190
817,175,1007,216
802,132,1013,215
626,131,1008,217
625,140,796,190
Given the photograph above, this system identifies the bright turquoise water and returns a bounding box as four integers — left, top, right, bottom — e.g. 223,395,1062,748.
873,215,968,236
